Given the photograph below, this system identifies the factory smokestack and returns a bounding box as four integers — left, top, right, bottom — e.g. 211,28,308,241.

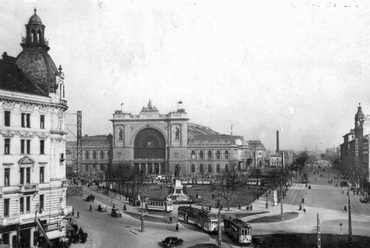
276,130,279,152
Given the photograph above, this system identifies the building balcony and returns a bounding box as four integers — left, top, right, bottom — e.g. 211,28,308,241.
1,216,20,226
19,184,39,193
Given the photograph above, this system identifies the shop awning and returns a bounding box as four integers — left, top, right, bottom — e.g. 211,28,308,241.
45,230,65,240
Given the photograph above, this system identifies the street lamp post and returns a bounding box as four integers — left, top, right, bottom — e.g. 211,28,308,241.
217,208,222,248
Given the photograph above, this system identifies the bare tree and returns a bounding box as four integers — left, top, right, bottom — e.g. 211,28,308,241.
219,171,238,210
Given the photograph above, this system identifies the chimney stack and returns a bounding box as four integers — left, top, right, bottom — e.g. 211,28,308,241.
276,130,279,152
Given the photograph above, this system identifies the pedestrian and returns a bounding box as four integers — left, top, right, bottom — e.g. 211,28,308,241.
303,208,306,214
169,217,172,224
175,223,179,231
113,204,115,209
89,205,92,212
343,206,347,212
299,204,302,211
72,209,74,216
301,198,305,204
77,211,80,218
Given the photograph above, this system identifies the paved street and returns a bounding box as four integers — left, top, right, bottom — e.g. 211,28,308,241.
66,164,370,248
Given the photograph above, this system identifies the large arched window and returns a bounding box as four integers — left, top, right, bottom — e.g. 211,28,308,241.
93,151,97,159
216,150,221,159
100,151,104,159
191,150,196,160
224,150,229,159
134,128,166,159
208,164,212,173
200,164,204,174
85,151,90,159
225,164,229,173
191,164,195,173
208,151,212,160
200,151,204,160
216,164,220,173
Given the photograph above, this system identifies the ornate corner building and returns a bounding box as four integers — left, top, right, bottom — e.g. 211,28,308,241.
0,10,69,247
111,101,266,178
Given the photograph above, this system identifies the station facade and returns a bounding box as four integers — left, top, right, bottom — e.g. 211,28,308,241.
111,101,266,178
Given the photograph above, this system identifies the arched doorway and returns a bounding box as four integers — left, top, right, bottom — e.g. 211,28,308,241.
134,128,166,174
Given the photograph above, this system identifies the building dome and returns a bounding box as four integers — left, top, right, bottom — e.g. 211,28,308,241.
355,103,365,120
28,8,42,25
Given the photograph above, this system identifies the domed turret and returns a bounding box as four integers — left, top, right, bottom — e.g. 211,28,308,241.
16,8,58,94
28,9,42,24
355,103,365,128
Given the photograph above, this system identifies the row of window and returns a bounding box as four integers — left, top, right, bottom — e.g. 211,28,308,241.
4,111,45,129
3,138,45,155
190,150,230,160
190,164,229,173
3,167,45,186
84,150,106,160
3,195,44,218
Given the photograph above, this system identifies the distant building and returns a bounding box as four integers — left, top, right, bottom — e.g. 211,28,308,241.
340,104,369,185
110,101,265,177
0,10,69,247
66,134,112,180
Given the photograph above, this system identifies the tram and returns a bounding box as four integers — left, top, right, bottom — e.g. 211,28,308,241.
178,206,218,232
224,214,252,245
145,198,173,212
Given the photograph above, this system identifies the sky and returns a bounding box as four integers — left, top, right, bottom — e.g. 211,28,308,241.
1,0,370,151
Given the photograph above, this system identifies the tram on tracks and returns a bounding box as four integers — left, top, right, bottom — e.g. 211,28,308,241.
178,206,218,232
224,213,252,245
144,198,173,212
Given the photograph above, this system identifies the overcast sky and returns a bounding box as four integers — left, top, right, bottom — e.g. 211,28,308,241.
1,0,369,151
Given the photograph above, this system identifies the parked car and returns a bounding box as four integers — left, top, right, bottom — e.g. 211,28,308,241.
85,194,95,202
162,236,183,247
111,208,122,217
98,205,107,212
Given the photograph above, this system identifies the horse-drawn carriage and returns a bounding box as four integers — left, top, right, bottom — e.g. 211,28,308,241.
111,208,122,217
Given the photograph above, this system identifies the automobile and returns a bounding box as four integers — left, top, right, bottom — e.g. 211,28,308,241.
98,204,107,212
360,197,368,203
111,208,122,217
162,236,183,247
85,194,95,202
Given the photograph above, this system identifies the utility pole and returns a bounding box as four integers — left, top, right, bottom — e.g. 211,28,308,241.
317,212,321,248
218,208,222,248
280,177,284,220
348,191,352,248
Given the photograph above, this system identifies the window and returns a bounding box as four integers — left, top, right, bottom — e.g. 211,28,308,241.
93,151,97,159
100,164,104,170
4,199,10,217
216,150,221,159
40,167,44,183
191,164,195,173
21,113,31,128
40,115,45,129
21,139,25,154
39,195,44,210
20,197,24,214
191,151,196,160
200,164,204,174
4,138,10,154
216,164,220,173
4,111,10,126
200,151,204,160
225,150,229,159
86,151,90,159
26,167,31,184
26,196,30,212
100,151,104,159
208,151,212,159
40,140,45,154
4,168,10,186
20,168,24,185
208,164,212,173
225,164,229,173
27,140,31,154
